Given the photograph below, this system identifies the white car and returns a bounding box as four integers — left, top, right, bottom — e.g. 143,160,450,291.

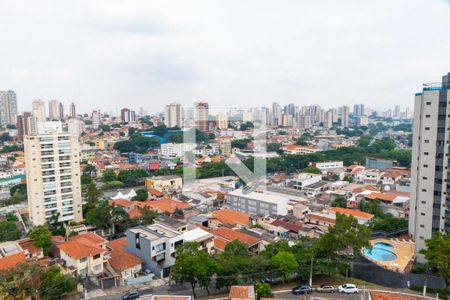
338,284,359,294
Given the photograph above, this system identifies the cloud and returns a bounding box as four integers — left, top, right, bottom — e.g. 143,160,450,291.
9,68,76,82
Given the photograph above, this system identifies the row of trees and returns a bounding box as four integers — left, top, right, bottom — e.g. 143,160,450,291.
171,214,371,297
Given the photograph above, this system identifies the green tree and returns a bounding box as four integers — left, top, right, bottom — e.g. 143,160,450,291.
0,263,42,300
272,251,298,283
0,221,21,242
132,188,148,201
5,212,18,222
303,166,321,174
359,199,383,217
82,164,97,177
83,183,103,213
138,206,158,225
343,175,353,183
370,214,408,232
332,196,347,208
80,175,93,185
171,242,217,297
316,213,371,256
357,135,372,148
39,266,74,300
216,240,249,289
255,283,272,299
239,121,254,131
102,169,118,182
419,232,450,291
29,225,52,254
9,183,26,197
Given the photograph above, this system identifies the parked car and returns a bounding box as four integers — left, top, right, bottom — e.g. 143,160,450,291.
338,284,359,294
292,285,313,295
123,290,140,300
316,284,336,293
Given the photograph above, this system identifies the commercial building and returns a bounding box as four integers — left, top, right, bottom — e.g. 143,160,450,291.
340,105,350,127
409,72,450,258
160,142,196,158
24,122,83,225
48,100,61,120
216,112,228,130
164,103,183,128
227,189,289,216
0,90,18,128
121,108,136,123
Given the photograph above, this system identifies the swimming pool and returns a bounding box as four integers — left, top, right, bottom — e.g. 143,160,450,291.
363,247,397,261
373,242,394,250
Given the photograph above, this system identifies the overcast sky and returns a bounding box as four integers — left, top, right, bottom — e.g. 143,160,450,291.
1,0,449,114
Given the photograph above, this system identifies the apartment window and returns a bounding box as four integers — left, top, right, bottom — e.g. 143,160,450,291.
154,243,166,253
423,164,428,168
425,127,430,130
424,152,429,155
420,213,426,216
80,257,87,263
93,264,101,272
420,224,425,228
422,177,428,180
135,233,140,249
421,201,426,204
425,115,431,118
422,189,427,192
93,254,101,260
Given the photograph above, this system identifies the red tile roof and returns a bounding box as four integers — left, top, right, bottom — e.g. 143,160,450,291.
329,207,374,219
108,248,143,272
106,237,127,251
271,219,303,232
370,291,427,300
58,232,106,260
0,252,27,271
365,192,396,202
210,208,250,226
109,198,133,208
305,213,336,224
137,199,191,213
210,227,260,246
229,286,255,299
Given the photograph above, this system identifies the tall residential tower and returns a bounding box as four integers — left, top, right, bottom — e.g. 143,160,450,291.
409,72,450,258
24,123,83,226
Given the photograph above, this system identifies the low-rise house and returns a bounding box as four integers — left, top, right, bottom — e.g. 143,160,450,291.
136,198,192,215
209,208,251,229
210,226,263,254
124,223,184,278
57,232,108,276
291,173,322,190
328,207,374,224
145,175,183,193
106,237,143,284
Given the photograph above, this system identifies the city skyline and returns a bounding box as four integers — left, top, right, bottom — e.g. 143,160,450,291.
0,0,449,112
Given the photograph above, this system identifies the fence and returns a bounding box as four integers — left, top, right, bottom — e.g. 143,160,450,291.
352,256,446,290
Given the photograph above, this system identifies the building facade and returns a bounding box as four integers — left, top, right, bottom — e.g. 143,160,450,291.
227,189,289,216
24,126,83,225
164,103,183,128
0,90,18,128
409,72,450,258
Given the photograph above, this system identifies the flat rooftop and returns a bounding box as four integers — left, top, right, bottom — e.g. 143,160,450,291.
228,189,289,204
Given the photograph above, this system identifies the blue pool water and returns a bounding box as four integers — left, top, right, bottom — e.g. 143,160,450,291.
363,247,397,261
374,242,394,250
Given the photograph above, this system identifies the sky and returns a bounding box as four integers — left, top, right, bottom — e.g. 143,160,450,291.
0,0,450,114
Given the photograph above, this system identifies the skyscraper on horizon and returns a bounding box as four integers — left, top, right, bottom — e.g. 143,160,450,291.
48,100,60,120
164,103,183,128
194,102,209,132
409,72,450,260
0,90,18,128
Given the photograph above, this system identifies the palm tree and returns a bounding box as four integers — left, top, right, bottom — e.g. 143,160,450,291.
83,183,103,213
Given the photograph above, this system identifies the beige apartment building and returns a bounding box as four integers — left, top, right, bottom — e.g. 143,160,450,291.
24,131,83,226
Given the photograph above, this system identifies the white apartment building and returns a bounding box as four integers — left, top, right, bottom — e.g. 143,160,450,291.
291,172,322,190
227,189,289,216
281,145,322,155
0,90,17,128
216,112,228,130
160,143,196,158
24,122,83,226
409,72,450,259
312,161,344,171
164,103,183,128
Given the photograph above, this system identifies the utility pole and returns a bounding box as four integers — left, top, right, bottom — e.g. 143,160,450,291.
309,255,314,287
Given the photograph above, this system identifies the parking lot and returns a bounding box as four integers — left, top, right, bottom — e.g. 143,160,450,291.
273,289,365,300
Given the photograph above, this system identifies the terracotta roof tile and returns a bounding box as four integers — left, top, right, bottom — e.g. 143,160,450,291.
210,227,260,246
107,237,127,251
210,208,250,226
109,198,133,208
329,207,374,219
108,248,143,271
0,252,27,271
